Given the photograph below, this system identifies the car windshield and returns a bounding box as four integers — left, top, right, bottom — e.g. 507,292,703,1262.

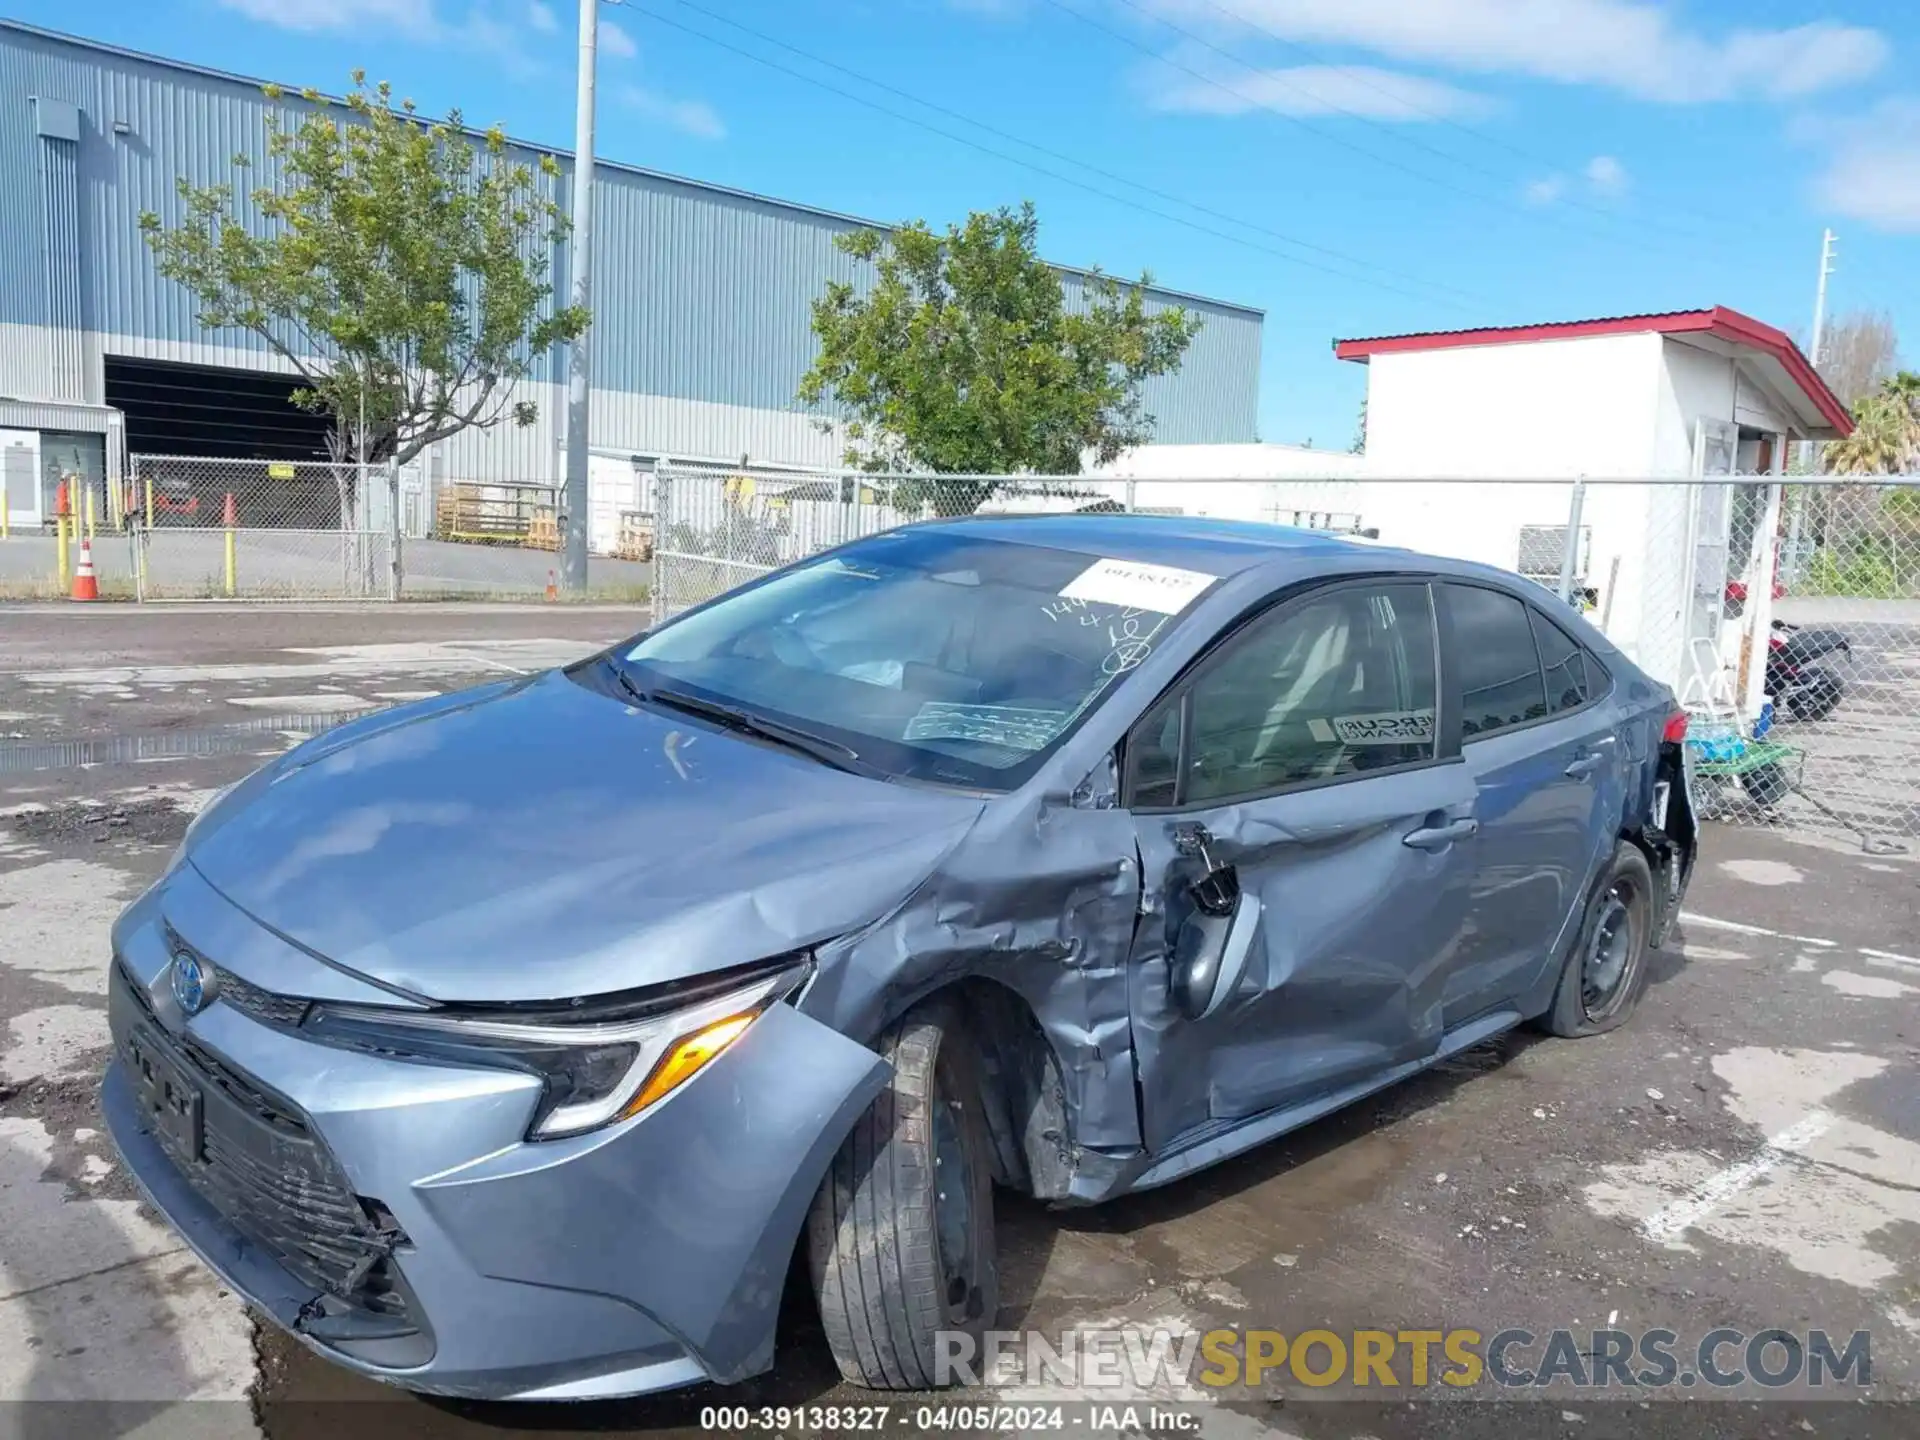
620,528,1213,789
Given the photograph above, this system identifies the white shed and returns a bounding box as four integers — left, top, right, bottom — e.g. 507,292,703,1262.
1268,309,1852,716
1090,441,1365,527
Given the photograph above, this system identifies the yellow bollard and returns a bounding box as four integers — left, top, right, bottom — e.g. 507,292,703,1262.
85,485,95,541
55,512,68,587
143,477,154,531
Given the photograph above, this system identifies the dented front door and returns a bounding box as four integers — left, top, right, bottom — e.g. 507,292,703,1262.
1119,578,1479,1156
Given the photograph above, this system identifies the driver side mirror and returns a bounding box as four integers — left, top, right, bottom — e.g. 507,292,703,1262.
1167,825,1263,1021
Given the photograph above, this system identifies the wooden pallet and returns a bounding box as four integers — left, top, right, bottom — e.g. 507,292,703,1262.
526,507,560,551
613,512,653,561
435,483,559,546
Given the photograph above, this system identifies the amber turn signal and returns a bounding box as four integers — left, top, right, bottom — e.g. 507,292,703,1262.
620,1013,756,1119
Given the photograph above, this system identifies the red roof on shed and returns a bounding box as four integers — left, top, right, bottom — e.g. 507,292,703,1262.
1334,307,1852,435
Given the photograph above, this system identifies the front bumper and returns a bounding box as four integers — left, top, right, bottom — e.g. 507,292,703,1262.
102,868,889,1400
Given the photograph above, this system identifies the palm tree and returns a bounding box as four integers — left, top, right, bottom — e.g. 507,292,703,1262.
1824,371,1920,476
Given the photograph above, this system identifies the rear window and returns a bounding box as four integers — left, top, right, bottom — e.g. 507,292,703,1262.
1530,608,1596,713
1444,584,1548,738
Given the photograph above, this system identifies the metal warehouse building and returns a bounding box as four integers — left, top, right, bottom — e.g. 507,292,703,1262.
0,20,1264,532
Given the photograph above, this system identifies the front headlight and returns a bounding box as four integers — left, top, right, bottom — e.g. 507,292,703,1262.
304,958,810,1140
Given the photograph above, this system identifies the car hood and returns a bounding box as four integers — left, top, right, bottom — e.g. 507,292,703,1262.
183,668,988,1003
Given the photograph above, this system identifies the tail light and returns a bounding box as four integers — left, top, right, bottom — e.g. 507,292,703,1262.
1769,634,1785,651
1662,710,1689,743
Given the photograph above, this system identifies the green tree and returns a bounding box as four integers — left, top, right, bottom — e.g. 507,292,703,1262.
140,72,588,526
797,202,1201,514
1825,369,1920,476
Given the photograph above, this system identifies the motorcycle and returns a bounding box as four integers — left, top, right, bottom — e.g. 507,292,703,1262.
1767,621,1849,723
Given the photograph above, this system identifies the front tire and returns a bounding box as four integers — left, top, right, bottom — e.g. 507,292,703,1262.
807,996,998,1390
1541,843,1654,1037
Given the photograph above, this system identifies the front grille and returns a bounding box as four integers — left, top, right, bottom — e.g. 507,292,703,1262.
114,964,411,1321
214,968,313,1029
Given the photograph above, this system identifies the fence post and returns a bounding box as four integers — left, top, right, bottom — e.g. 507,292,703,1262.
1557,478,1587,603
388,458,402,601
1124,478,1138,514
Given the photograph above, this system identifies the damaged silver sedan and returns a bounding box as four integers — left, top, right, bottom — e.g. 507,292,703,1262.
102,514,1698,1400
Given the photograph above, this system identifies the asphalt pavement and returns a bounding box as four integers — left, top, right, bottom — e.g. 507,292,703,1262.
2,604,1917,1440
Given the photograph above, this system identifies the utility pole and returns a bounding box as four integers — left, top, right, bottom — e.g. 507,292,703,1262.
561,0,598,593
1809,227,1837,371
1788,228,1838,567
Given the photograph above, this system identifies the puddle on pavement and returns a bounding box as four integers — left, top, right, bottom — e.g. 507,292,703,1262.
0,711,368,773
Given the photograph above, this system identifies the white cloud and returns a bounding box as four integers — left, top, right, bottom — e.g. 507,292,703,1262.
1810,99,1920,233
459,6,550,78
1150,61,1489,121
527,0,556,32
601,19,638,59
1139,0,1888,104
621,84,726,140
1526,155,1628,205
1584,154,1628,194
214,0,436,32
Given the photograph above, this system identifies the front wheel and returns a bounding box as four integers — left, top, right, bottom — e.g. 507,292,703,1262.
807,996,998,1390
1540,843,1654,1037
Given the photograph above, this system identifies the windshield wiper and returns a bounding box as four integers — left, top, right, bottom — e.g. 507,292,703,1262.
606,661,880,779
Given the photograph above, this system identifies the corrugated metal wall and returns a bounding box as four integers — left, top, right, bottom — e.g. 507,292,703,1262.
0,21,1264,469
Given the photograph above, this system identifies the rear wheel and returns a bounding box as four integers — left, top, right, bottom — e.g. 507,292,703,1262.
807,996,997,1390
1541,844,1653,1037
1740,761,1791,808
1786,674,1843,723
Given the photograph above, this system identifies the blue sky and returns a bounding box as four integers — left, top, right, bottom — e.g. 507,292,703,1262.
19,0,1920,447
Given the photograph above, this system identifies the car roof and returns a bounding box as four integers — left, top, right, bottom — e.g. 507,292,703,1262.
907,512,1631,662
913,512,1367,578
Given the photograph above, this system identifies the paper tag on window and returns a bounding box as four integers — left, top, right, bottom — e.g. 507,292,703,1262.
1308,710,1435,746
1060,558,1216,615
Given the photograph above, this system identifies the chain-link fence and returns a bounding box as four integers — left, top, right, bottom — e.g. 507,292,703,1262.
101,456,654,602
652,464,1920,852
124,455,397,601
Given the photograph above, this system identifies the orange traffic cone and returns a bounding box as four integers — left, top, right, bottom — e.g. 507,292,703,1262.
71,536,99,602
545,569,557,602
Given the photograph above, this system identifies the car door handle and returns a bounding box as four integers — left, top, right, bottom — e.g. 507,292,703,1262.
1565,752,1606,779
1403,818,1478,850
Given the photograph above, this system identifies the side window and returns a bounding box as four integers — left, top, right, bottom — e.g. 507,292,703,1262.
1125,583,1438,808
1125,692,1181,809
1529,608,1593,713
1445,585,1549,738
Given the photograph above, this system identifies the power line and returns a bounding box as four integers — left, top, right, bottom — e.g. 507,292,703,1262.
663,0,1486,307
1043,0,1729,261
624,2,1484,312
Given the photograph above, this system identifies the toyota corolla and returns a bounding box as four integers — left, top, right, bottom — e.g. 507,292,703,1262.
103,514,1697,1401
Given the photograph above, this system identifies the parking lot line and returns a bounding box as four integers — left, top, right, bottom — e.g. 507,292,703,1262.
1681,912,1839,948
1639,1110,1836,1245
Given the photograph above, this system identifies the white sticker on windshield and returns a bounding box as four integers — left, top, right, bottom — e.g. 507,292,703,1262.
1060,558,1216,615
1308,710,1436,746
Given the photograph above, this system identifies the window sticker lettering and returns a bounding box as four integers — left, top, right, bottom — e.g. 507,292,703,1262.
1307,709,1437,746
1059,558,1216,615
